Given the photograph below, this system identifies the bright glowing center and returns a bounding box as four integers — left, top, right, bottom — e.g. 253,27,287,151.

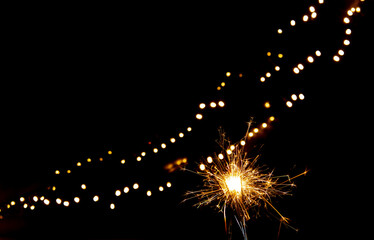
226,176,242,193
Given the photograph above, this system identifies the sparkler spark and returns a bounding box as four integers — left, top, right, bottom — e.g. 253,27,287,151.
185,121,307,239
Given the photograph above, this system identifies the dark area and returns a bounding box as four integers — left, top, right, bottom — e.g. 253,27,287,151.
0,1,372,239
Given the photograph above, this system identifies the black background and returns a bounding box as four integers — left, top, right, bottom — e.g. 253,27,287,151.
0,0,372,239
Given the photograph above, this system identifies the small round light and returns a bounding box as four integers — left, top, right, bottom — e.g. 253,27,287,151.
110,203,115,210
161,143,167,149
218,153,224,160
299,93,305,100
93,195,99,202
307,56,314,63
196,114,203,120
166,182,172,188
74,197,80,203
115,190,121,196
210,102,217,108
124,187,130,193
63,201,70,207
291,94,298,101
218,101,225,107
286,101,293,108
199,163,206,171
207,156,213,163
159,186,164,192
81,184,87,190
290,20,296,26
315,50,322,57
199,103,206,109
147,191,152,197
133,183,139,190
170,138,176,143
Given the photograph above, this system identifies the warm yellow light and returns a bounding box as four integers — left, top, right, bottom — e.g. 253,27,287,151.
338,49,345,56
333,55,340,62
221,82,226,87
30,205,35,210
110,203,115,209
218,153,224,160
115,190,121,196
20,197,25,202
226,149,232,155
347,10,353,16
23,203,28,209
187,127,192,132
343,39,350,46
298,63,304,70
159,186,164,191
356,7,361,13
196,114,203,120
293,67,300,74
277,29,282,34
141,152,146,156
275,66,280,71
278,53,283,58
77,162,82,167
93,196,99,202
319,0,324,4
346,29,352,35
40,196,45,201
87,158,92,163
81,184,87,190
218,101,225,107
266,72,271,78
74,197,80,203
170,138,176,143
309,6,315,12
33,196,38,202
264,102,271,108
133,183,139,190
299,93,305,100
267,51,271,56
124,187,130,193
199,103,206,109
67,169,71,174
286,101,293,108
55,170,60,175
230,145,235,151
99,157,103,162
108,150,112,155
63,201,69,207
179,132,184,138
253,128,259,133
207,156,213,163
166,182,172,188
199,163,206,171
210,102,217,108
262,123,268,128
248,132,254,137
307,56,314,63
56,198,62,204
161,143,167,149
52,186,56,191
315,50,322,57
147,190,152,197
290,20,296,26
153,148,158,153
311,12,317,19
291,94,298,101
303,15,309,22
226,72,231,77
43,199,50,205
260,77,266,82
269,116,275,121
343,17,350,24
137,156,142,161
121,159,126,164
225,176,242,193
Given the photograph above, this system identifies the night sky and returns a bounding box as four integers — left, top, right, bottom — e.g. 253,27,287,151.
0,1,372,239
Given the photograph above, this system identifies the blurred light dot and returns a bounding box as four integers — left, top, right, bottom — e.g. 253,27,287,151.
147,190,152,197
207,156,213,163
218,153,224,160
81,184,87,190
315,50,322,57
346,29,352,35
343,17,350,24
299,93,305,100
141,152,146,156
218,101,225,107
291,94,298,101
199,103,206,109
226,149,232,155
20,197,25,202
115,190,121,196
136,156,142,161
56,198,62,205
303,15,309,22
266,72,271,78
267,52,271,56
74,197,80,203
221,82,226,87
77,162,82,167
196,114,203,120
298,63,304,70
210,102,217,108
93,196,99,202
293,68,300,74
333,55,340,62
307,56,314,63
343,39,350,46
278,53,283,58
159,186,164,191
124,187,130,193
248,132,254,137
170,138,176,143
338,49,345,56
43,199,50,205
23,203,28,209
275,66,280,71
30,205,35,210
226,72,231,77
63,201,70,207
290,20,296,26
264,102,271,108
33,196,38,202
187,127,192,132
133,183,139,190
286,101,293,108
277,29,282,34
110,203,115,210
108,150,112,155
240,140,246,146
179,133,184,138
269,116,275,121
153,148,158,153
87,158,91,163
260,77,266,82
166,182,172,188
262,123,268,128
311,12,317,19
55,170,60,175
309,6,315,12
121,159,126,164
161,143,167,149
199,163,206,171
253,128,259,133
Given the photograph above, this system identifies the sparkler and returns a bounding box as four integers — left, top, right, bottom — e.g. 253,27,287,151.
185,120,307,239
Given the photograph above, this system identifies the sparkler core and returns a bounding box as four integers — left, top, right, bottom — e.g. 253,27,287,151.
225,175,242,193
